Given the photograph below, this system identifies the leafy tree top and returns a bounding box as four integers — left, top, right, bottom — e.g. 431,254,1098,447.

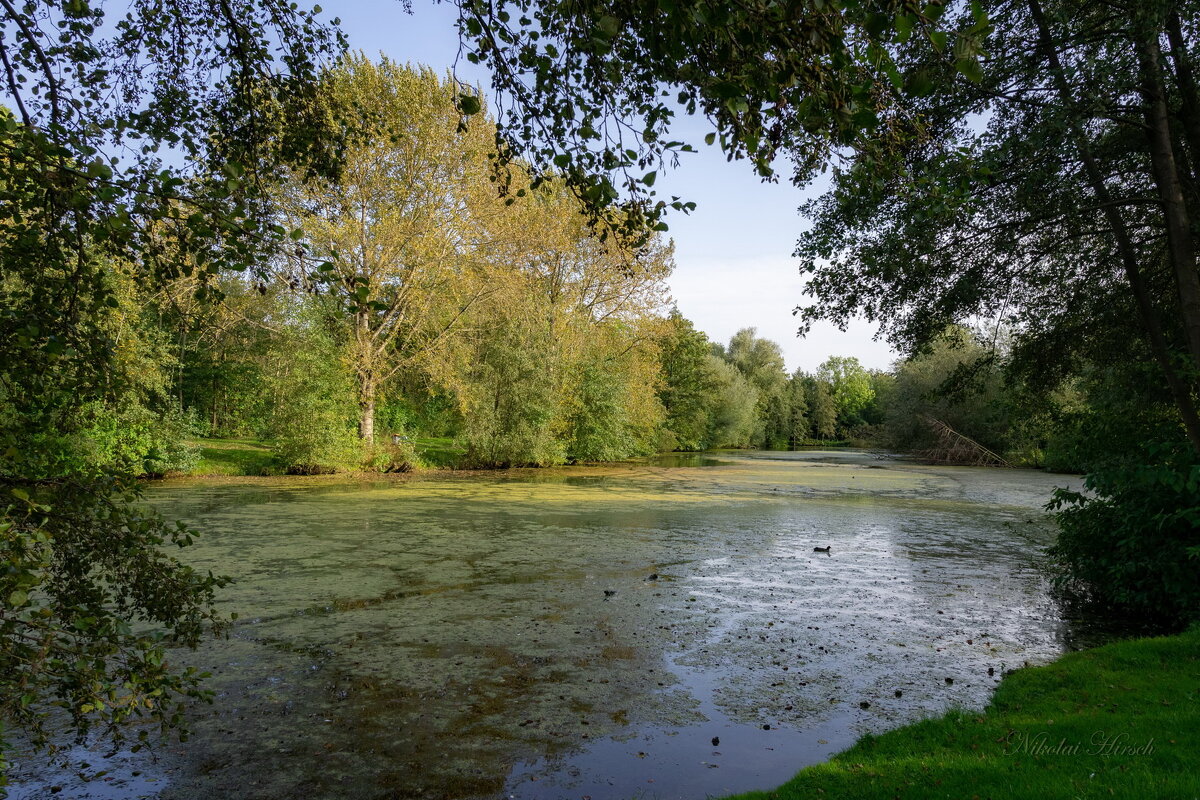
452,0,990,242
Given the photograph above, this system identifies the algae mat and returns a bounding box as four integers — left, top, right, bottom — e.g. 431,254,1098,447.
8,451,1090,800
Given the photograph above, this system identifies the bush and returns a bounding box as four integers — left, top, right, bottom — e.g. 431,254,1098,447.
1041,362,1183,474
263,328,363,474
1048,444,1200,628
366,437,422,472
270,404,362,474
70,402,201,477
566,363,639,462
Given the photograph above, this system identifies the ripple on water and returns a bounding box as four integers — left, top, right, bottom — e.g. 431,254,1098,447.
8,451,1092,800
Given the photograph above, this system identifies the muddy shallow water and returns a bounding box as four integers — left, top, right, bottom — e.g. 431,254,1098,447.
10,450,1091,799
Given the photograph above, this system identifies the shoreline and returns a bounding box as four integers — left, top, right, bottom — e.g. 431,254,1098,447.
724,627,1199,800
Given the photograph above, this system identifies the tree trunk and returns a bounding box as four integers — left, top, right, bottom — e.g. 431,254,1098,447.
211,369,219,433
1139,33,1200,369
355,304,376,444
1028,0,1200,454
1166,12,1200,183
359,376,376,443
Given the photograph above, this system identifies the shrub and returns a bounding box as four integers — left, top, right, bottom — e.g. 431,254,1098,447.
366,437,422,472
68,402,201,477
270,400,362,474
262,327,363,474
1048,444,1200,628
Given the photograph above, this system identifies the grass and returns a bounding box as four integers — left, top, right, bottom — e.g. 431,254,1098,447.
181,436,468,475
412,436,467,468
786,439,855,448
187,437,277,476
728,627,1200,800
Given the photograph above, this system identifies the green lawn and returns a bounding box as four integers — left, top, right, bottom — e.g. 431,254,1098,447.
187,437,277,476
183,436,467,474
729,628,1199,800
412,436,467,468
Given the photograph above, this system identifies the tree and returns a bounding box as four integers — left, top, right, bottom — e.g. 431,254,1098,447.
861,370,895,427
658,311,716,451
565,329,666,462
796,0,1200,455
705,355,760,447
883,328,1012,455
162,274,284,438
452,0,986,241
722,328,789,447
816,355,875,432
275,56,497,445
436,171,672,466
803,375,838,441
785,369,810,447
260,303,364,474
1,0,344,769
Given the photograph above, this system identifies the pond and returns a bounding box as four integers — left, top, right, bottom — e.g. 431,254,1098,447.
10,450,1091,799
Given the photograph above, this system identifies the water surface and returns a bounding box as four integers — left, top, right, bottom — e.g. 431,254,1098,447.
10,451,1086,799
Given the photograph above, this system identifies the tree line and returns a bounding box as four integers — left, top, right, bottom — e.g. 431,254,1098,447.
77,57,954,475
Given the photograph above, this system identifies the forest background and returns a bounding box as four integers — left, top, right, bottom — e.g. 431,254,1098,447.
99,58,1097,479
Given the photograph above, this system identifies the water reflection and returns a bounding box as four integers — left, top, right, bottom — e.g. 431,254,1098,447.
10,451,1102,800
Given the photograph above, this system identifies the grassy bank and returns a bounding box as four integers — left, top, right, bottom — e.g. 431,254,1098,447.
730,628,1199,800
411,436,467,468
187,438,277,476
181,436,468,475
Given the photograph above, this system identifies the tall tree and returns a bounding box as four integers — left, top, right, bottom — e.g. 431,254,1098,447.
438,174,673,466
0,0,344,765
804,375,839,440
816,355,875,431
797,0,1200,454
723,328,788,447
658,311,717,451
275,56,497,444
884,328,1012,454
706,355,760,447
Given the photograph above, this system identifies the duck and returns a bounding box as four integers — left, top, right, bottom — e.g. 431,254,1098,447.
813,546,831,553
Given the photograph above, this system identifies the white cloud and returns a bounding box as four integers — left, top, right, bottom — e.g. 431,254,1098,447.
668,255,897,374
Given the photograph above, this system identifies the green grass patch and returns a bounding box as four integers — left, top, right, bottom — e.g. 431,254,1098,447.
186,437,277,476
412,436,467,468
789,439,854,448
730,628,1200,800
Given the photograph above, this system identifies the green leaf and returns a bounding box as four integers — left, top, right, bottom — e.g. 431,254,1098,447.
864,12,890,38
9,590,28,606
86,160,113,180
956,57,984,84
458,94,482,116
596,15,619,37
905,70,934,97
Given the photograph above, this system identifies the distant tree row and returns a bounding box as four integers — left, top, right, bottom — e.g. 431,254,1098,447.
47,57,1129,478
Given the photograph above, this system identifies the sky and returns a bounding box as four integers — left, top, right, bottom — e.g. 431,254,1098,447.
332,0,899,373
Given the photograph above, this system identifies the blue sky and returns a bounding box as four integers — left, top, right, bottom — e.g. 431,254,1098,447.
332,0,897,373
